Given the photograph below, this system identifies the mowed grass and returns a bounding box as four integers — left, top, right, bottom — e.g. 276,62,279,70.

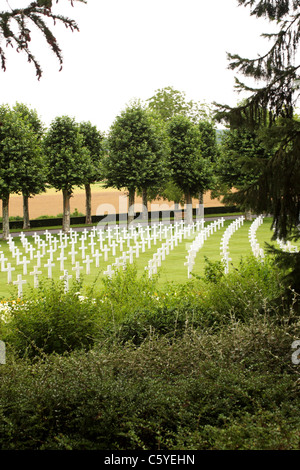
0,217,290,299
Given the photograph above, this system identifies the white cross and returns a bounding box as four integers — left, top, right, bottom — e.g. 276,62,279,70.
3,262,15,284
88,237,96,255
34,250,42,268
30,266,42,288
57,251,67,271
26,244,35,260
72,261,83,280
83,255,93,274
102,244,110,262
79,243,87,259
0,254,8,271
60,270,72,293
128,246,135,264
93,249,102,268
20,256,30,275
68,245,78,264
140,238,147,253
103,264,115,278
110,240,117,256
13,274,27,298
44,259,55,278
47,245,56,261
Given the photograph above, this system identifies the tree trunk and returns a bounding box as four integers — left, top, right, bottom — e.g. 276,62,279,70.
198,191,204,219
185,191,193,225
128,189,135,226
245,209,253,221
2,196,10,240
62,189,71,233
85,183,92,225
142,187,148,223
23,194,30,229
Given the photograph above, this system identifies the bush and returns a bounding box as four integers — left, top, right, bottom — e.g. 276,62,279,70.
2,279,101,357
1,256,292,356
0,313,299,450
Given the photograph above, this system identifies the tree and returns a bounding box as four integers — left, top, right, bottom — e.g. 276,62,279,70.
43,116,91,233
0,0,86,79
103,103,168,225
13,103,46,229
167,115,211,225
213,0,300,294
0,104,41,239
79,121,104,225
198,120,219,217
146,86,215,214
146,86,211,123
216,126,272,193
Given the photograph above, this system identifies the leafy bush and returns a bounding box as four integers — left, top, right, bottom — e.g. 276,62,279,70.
0,256,292,357
0,312,299,450
2,279,101,357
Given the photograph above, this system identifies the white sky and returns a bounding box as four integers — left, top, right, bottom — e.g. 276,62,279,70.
0,0,275,133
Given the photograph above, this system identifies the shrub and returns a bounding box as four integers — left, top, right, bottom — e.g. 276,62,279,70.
0,312,299,450
2,279,101,357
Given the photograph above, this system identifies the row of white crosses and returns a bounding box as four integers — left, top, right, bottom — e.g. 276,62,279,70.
184,218,226,279
220,216,245,273
144,220,206,278
248,215,265,260
275,238,299,253
0,221,200,295
106,221,193,279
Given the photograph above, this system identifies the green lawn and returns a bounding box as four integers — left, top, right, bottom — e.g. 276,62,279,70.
0,216,293,299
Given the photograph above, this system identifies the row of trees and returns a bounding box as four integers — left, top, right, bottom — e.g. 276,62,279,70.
0,87,223,238
1,87,272,239
0,103,104,238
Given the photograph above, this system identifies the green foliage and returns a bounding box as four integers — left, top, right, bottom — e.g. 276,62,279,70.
78,121,104,184
2,279,101,358
12,103,47,198
0,104,41,198
103,103,168,193
167,114,212,197
0,310,299,450
193,256,225,284
43,116,92,194
0,257,299,450
0,1,85,79
146,86,211,123
217,127,272,193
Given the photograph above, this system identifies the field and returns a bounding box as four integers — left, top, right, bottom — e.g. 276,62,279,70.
0,215,296,299
1,185,223,219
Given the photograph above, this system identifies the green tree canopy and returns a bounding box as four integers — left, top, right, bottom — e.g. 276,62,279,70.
103,102,169,224
13,102,46,229
146,86,211,123
43,115,91,232
0,104,42,238
167,115,211,225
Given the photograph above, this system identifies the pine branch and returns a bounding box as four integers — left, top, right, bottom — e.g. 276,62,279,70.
0,0,86,78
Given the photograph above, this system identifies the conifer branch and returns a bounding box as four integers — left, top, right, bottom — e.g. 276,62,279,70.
0,0,86,78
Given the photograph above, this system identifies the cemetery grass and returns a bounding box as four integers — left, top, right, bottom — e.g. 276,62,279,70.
0,217,286,298
0,217,299,450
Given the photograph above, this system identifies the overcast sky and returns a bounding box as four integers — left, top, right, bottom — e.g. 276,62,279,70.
0,0,275,133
